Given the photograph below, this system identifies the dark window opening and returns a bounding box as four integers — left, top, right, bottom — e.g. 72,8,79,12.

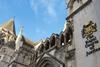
61,34,64,46
45,41,49,50
65,26,73,43
44,63,53,67
0,39,4,45
50,36,55,47
0,56,1,59
65,32,70,43
40,44,44,53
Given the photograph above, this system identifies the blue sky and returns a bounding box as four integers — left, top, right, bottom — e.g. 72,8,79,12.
0,0,67,41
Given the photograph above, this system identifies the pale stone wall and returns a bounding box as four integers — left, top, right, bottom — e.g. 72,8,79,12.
71,0,100,67
0,46,15,67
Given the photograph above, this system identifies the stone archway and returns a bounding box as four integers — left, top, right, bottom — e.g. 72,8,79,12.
36,57,59,67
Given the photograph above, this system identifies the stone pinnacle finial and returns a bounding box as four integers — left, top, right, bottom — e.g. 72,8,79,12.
0,18,16,35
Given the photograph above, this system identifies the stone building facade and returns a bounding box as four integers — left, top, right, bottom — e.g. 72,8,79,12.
0,0,100,67
66,0,100,67
0,19,36,67
34,0,100,67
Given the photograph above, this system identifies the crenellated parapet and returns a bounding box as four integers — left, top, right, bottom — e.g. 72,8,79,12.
34,18,75,67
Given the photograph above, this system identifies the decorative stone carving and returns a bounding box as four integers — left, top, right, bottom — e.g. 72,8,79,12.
67,0,75,9
82,21,97,39
81,21,99,56
64,19,73,46
65,49,75,60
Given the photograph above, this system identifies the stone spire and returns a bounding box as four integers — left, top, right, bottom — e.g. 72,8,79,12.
1,18,16,35
15,27,23,51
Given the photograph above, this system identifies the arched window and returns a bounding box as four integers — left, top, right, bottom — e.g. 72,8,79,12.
50,36,55,47
60,34,64,46
39,44,44,53
45,40,50,50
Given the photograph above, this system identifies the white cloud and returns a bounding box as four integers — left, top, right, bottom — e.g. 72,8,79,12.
47,5,56,17
41,0,57,17
30,0,57,17
30,0,38,14
35,28,47,35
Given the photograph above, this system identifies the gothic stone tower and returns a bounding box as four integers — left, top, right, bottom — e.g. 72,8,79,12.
0,19,35,67
66,0,100,67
